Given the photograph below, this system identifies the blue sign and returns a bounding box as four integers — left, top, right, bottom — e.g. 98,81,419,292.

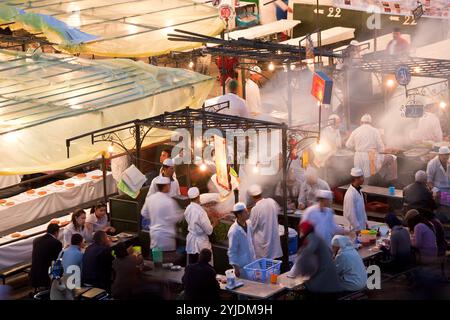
395,65,411,86
405,104,424,118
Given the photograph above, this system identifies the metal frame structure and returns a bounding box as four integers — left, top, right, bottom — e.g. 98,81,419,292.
66,106,293,268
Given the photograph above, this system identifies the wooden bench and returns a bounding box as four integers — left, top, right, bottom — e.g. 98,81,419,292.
0,261,31,285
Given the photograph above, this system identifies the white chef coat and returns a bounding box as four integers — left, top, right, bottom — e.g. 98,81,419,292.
301,204,345,247
250,198,283,259
345,124,385,178
227,220,256,278
245,79,262,116
298,178,330,208
141,191,182,251
259,0,288,25
411,112,443,143
217,93,250,118
184,202,213,255
343,184,367,232
426,156,449,191
147,174,180,198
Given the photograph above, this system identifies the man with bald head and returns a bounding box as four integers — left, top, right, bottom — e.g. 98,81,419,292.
403,170,436,212
298,167,330,210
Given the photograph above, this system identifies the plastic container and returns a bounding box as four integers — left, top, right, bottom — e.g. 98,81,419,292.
288,228,298,255
152,247,163,266
388,186,395,196
243,258,282,283
360,230,371,246
225,269,236,287
369,230,377,244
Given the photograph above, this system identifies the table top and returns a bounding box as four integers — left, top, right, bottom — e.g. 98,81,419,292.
142,260,184,285
218,275,286,299
338,184,403,199
277,272,308,290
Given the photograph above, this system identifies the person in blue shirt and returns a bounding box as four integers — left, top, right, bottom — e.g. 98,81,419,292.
61,233,84,275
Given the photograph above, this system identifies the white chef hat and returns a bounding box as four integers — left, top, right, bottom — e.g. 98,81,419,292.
188,187,200,199
232,202,247,212
350,167,364,177
350,40,359,46
154,176,171,185
248,184,262,197
163,158,175,167
200,193,220,205
249,65,262,75
328,114,340,121
360,114,372,123
439,146,450,155
315,189,333,200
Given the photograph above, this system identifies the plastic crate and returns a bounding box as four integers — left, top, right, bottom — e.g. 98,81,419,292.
243,258,282,283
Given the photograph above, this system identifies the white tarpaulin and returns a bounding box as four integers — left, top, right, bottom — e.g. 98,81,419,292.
0,49,214,174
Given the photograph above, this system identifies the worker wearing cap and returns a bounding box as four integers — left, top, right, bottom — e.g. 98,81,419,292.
148,158,180,198
141,176,182,251
301,190,347,247
343,168,368,232
345,114,385,178
248,184,282,260
410,100,443,144
217,79,250,118
426,146,450,192
245,65,262,116
184,187,215,264
259,0,291,25
298,167,330,210
314,114,343,167
227,202,256,278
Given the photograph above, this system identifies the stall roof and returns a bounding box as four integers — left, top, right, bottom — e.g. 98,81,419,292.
0,0,224,57
0,49,214,174
281,27,355,47
352,54,450,79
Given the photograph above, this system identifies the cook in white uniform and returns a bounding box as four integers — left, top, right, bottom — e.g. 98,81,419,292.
314,114,343,167
217,79,250,118
426,146,450,192
345,114,385,178
298,166,330,210
147,158,180,198
343,168,368,233
301,190,347,247
184,187,214,264
141,176,182,251
227,202,256,279
410,101,443,144
259,0,291,25
245,65,262,116
248,184,283,259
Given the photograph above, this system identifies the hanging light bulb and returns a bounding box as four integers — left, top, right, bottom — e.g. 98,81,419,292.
188,60,194,69
440,101,447,109
107,143,114,153
386,79,395,88
268,62,275,71
199,163,207,172
290,64,296,71
252,164,260,174
195,140,203,149
315,140,323,152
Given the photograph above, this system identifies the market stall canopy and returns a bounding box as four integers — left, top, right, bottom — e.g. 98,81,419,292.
0,49,214,174
0,0,224,57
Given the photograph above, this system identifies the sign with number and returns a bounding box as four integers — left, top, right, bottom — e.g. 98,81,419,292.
395,65,411,86
219,4,233,20
405,104,424,118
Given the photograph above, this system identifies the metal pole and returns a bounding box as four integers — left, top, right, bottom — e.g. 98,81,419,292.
221,29,226,95
234,135,239,203
316,0,321,64
135,123,141,171
241,66,246,99
101,154,108,203
344,69,351,130
318,102,322,141
281,125,289,270
287,63,293,126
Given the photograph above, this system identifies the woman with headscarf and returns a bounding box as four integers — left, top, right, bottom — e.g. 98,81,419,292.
405,209,438,265
381,213,412,271
288,221,343,295
331,235,367,291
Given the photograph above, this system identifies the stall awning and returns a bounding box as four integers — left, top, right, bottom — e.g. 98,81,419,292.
0,49,214,174
0,0,224,58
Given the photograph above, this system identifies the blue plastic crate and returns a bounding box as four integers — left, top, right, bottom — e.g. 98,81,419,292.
243,258,282,283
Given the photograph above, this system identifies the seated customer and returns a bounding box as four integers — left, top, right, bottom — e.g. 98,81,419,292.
405,210,438,265
182,248,220,300
86,201,116,234
61,233,84,275
31,223,63,290
331,235,367,292
298,167,330,210
81,231,113,290
111,243,143,299
64,209,92,247
419,208,447,257
403,170,436,212
380,213,412,271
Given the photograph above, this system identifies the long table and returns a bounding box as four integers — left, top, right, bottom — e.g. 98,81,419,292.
338,184,403,200
0,170,116,233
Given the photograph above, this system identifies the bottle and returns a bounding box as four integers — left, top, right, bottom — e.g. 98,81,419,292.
152,247,163,268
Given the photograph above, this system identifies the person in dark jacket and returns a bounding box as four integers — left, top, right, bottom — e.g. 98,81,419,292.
403,170,436,212
182,248,220,300
30,223,62,289
380,213,412,271
419,208,447,257
81,231,113,290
